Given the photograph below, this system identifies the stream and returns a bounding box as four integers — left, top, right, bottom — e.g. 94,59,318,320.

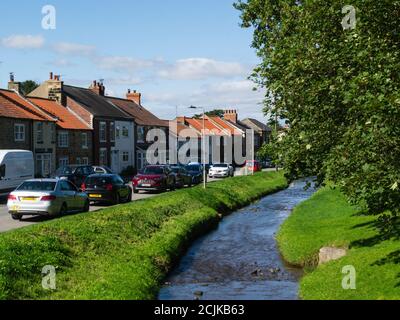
158,179,316,300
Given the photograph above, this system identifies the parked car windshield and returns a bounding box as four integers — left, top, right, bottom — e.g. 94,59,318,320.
17,181,57,191
55,166,75,175
143,167,164,175
213,164,228,168
186,165,201,172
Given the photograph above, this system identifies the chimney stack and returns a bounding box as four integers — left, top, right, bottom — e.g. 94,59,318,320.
223,109,238,123
47,72,65,105
126,89,141,105
89,80,105,96
8,72,21,93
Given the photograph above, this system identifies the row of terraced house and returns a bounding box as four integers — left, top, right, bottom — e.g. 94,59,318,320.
0,72,271,177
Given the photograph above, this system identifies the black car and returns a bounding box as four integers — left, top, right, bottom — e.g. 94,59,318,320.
170,165,193,188
52,165,95,187
186,164,204,185
81,174,132,205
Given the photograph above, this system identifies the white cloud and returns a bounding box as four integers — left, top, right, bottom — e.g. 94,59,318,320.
50,58,76,67
1,34,45,49
106,76,143,86
144,79,266,122
158,58,248,80
97,56,156,72
53,42,96,56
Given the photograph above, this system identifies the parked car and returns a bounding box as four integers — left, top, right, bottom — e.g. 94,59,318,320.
7,179,89,220
52,165,95,187
246,160,262,172
208,163,234,178
92,166,114,174
186,163,204,185
0,150,34,197
81,174,132,205
132,165,175,193
261,159,274,169
170,165,193,188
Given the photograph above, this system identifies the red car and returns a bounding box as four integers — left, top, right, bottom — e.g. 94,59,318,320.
132,165,176,193
245,160,262,172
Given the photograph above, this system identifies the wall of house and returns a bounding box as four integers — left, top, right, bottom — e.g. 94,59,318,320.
112,120,135,174
0,117,32,150
56,130,93,168
92,118,115,167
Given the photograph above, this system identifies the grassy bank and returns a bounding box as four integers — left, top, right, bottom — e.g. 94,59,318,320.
277,186,400,299
0,171,287,300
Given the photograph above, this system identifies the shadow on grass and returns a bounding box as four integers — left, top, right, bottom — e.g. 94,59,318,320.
351,214,400,287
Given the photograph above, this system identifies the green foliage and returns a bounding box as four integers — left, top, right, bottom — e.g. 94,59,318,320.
193,109,225,119
277,186,400,299
0,171,287,299
235,0,400,217
20,80,39,95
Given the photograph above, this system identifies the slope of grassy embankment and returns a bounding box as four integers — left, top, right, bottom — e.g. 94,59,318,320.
0,171,287,300
277,186,400,300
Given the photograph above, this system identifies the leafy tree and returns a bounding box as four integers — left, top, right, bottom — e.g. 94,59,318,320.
20,80,39,96
235,0,400,220
194,109,225,119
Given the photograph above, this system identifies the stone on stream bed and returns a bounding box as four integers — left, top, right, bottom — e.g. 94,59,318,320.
318,247,347,265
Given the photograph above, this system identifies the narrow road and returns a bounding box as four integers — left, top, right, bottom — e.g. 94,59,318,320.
0,170,264,233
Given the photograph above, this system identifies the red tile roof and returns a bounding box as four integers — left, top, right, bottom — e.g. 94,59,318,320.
208,116,242,135
28,97,91,130
185,118,226,136
0,89,52,121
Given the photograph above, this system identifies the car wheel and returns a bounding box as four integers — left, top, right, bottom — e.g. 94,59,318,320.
114,193,120,205
59,203,68,216
11,214,22,221
83,200,90,212
125,190,132,203
133,188,139,194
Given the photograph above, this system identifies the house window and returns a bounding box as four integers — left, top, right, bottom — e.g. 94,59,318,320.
82,157,89,165
99,148,107,166
76,158,81,165
58,131,69,148
122,152,129,162
99,122,107,142
116,126,121,139
14,124,25,142
82,132,88,149
36,122,44,144
110,122,115,142
122,126,129,138
137,126,145,142
59,157,69,168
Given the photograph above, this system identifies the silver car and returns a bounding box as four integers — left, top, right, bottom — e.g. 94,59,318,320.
7,179,90,220
208,163,234,178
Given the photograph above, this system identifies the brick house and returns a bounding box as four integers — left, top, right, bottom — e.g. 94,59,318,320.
28,97,93,168
107,90,168,170
240,117,272,152
0,88,57,177
29,75,135,173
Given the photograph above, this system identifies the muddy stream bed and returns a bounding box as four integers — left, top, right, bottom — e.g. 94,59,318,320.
158,179,315,300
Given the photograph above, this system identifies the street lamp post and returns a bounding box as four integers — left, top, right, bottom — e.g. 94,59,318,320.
189,105,206,189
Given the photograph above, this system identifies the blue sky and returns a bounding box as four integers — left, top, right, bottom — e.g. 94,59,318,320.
0,0,266,121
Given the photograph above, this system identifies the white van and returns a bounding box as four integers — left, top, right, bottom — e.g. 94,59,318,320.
0,150,34,197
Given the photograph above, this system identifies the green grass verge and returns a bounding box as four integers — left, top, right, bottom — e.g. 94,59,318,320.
0,171,287,300
277,186,400,300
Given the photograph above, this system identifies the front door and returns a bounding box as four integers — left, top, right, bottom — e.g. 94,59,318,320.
36,154,52,178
